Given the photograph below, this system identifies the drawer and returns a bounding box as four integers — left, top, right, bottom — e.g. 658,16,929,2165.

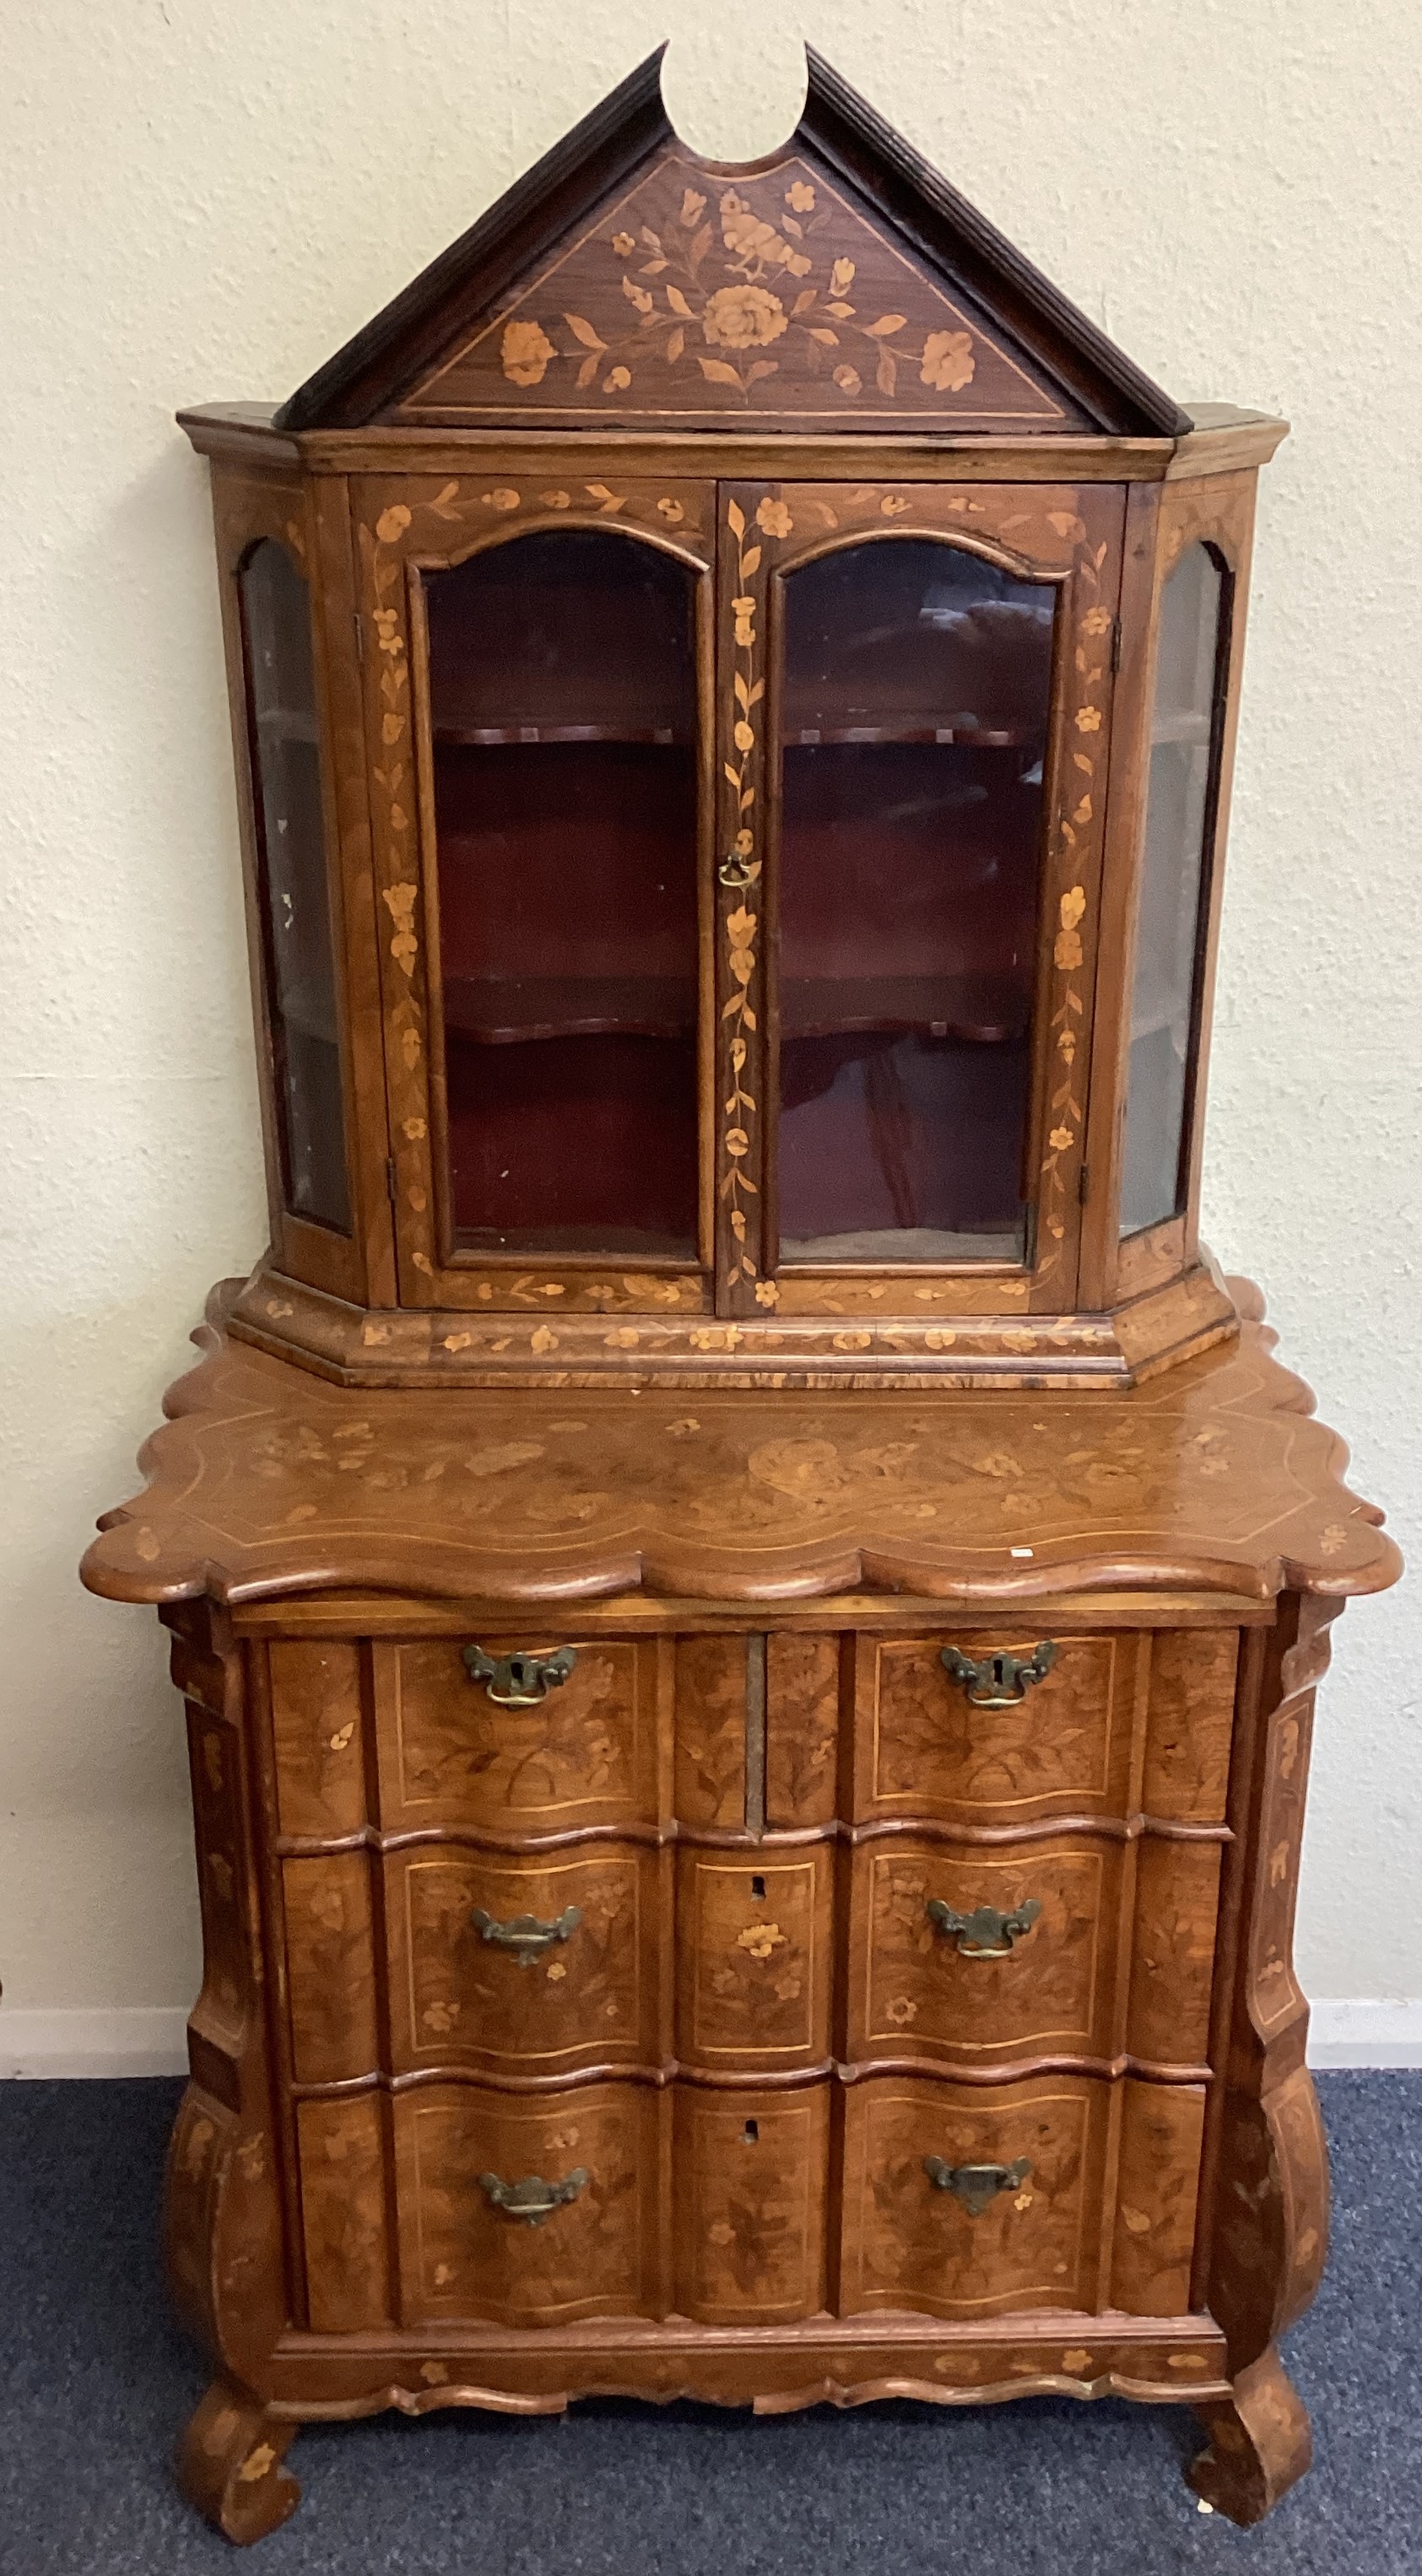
846,1832,1222,2073
673,2084,830,2324
385,1843,667,2078
852,1631,1144,1827
839,2073,1204,2319
392,2081,660,2326
676,1846,833,2073
372,1634,663,1834
848,1836,1123,2070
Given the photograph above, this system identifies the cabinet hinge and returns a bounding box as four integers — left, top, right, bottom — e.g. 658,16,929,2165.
1079,1161,1090,1207
1110,619,1122,675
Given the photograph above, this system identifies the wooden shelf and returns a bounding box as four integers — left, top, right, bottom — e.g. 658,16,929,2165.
783,722,1041,750
1150,711,1213,748
443,975,695,1046
781,973,1030,1047
434,723,688,750
440,971,1030,1049
255,707,320,744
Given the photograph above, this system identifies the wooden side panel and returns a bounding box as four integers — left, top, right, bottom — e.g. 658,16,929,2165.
268,1640,366,1837
1127,1837,1221,2068
673,2084,830,2324
1111,2080,1206,2316
677,1847,833,2072
393,2082,659,2326
385,1843,662,2077
839,2073,1110,2319
765,1632,841,1827
855,1632,1140,1826
374,1637,662,1833
848,1836,1122,2068
1199,1600,1336,2363
673,1635,748,1826
295,2096,392,2332
283,1854,380,2085
1144,1628,1237,1821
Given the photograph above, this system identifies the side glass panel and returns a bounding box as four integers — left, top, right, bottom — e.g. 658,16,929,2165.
775,540,1054,1264
238,540,351,1231
1120,543,1228,1237
424,531,699,1258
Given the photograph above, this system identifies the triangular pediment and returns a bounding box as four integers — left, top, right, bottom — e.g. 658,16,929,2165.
278,51,1187,439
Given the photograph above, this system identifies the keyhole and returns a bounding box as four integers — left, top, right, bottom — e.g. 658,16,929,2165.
742,2120,759,2145
751,1875,765,1900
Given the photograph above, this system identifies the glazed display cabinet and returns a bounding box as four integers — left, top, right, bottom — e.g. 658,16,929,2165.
83,47,1398,2543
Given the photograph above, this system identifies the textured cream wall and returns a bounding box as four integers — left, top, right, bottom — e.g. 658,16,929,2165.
3,0,1418,2032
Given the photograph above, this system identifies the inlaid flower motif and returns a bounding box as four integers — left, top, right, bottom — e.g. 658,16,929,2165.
603,366,631,392
703,284,788,349
501,320,556,386
921,328,976,392
830,257,856,295
679,188,706,225
657,496,685,522
833,364,862,395
732,594,756,647
611,230,635,256
786,180,816,211
756,497,793,537
884,1994,918,2027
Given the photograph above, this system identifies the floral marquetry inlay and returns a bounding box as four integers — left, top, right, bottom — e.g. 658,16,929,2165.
397,151,1073,426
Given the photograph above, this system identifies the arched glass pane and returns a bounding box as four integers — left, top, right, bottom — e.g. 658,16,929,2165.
425,531,699,1256
238,540,350,1231
1120,543,1227,1237
776,539,1054,1264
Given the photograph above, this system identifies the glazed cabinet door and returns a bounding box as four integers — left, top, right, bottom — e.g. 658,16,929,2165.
352,473,717,1321
210,469,365,1300
714,480,1126,1316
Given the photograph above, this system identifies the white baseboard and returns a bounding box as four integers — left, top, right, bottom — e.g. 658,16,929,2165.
1306,1999,1422,2069
3,1999,1420,2078
0,2007,189,2078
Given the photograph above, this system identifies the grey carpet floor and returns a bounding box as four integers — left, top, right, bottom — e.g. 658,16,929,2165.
1,2072,1418,2576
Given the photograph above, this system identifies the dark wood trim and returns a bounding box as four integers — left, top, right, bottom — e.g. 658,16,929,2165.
275,49,673,432
797,50,1190,439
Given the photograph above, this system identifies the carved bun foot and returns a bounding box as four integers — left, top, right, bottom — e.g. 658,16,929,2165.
175,2378,301,2544
1187,2346,1311,2526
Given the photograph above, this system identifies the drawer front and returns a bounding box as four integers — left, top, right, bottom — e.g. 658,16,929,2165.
386,1844,665,2077
841,2072,1111,2317
839,2073,1205,2320
853,1632,1143,1827
848,1837,1122,2068
847,1832,1222,2074
673,2084,830,2324
373,1636,662,1833
677,1846,834,2072
393,2081,659,2326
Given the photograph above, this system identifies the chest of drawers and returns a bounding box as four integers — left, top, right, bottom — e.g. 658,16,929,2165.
82,1299,1399,2540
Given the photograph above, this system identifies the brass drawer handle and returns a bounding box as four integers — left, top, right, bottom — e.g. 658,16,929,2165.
479,2167,590,2227
939,1642,1057,1707
718,850,756,887
470,1903,582,1966
462,1644,577,1707
927,1897,1041,1957
924,2155,1032,2216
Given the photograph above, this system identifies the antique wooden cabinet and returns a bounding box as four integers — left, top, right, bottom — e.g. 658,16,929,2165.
83,49,1399,2542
